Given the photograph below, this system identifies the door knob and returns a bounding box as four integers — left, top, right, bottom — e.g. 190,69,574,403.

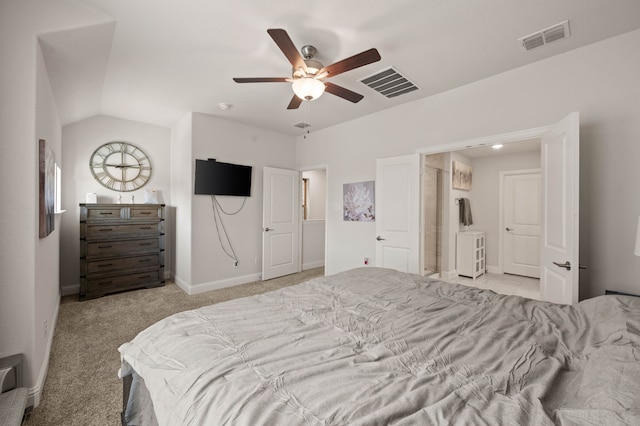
263,227,273,232
376,236,386,241
553,261,571,271
506,227,514,231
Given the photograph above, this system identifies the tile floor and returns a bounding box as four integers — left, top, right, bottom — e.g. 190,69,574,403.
429,271,541,300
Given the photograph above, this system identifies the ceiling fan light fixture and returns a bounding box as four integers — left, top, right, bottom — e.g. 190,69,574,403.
292,77,325,101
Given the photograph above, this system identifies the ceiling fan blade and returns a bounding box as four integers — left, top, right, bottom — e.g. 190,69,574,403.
267,28,307,71
319,48,381,78
287,95,303,110
324,82,364,103
233,77,289,83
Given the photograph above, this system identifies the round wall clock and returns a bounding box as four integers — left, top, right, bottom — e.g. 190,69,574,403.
90,142,152,192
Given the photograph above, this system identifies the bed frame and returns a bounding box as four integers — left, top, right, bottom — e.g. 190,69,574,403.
120,373,132,426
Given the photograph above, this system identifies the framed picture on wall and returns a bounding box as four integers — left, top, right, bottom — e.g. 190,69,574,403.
39,139,55,238
343,181,375,222
452,161,472,191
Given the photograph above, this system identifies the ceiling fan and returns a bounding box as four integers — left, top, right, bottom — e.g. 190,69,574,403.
233,28,381,110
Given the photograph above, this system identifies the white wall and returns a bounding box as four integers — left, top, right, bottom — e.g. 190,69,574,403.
60,115,172,294
302,220,326,269
302,169,326,220
443,151,472,275
296,29,640,299
171,113,193,286
176,113,296,293
0,0,111,406
31,37,62,408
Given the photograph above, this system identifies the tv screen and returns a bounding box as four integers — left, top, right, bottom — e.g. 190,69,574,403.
194,159,252,196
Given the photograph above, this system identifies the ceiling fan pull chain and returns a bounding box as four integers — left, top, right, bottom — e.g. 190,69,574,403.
304,100,311,139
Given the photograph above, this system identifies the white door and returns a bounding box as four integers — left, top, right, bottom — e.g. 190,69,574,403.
375,154,420,274
502,170,541,278
262,167,300,280
540,112,580,304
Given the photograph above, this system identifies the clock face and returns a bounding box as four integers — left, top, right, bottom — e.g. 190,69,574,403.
90,142,152,192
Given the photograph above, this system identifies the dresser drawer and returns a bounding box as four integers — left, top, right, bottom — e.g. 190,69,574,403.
130,207,162,219
86,270,161,293
83,205,163,222
85,207,123,220
87,254,160,275
86,238,159,258
85,223,160,240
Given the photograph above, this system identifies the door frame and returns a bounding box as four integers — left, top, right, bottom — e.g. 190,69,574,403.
416,125,552,277
498,168,541,276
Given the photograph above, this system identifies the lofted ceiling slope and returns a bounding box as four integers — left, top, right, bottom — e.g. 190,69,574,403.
37,0,640,136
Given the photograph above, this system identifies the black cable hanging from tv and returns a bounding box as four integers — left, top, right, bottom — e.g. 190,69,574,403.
211,195,245,266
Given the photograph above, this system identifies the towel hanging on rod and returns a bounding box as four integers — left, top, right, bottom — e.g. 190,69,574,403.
459,198,473,226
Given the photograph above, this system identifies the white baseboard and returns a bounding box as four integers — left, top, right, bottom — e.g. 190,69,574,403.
174,272,262,295
28,298,60,408
486,265,501,274
61,283,79,296
302,260,324,270
440,270,458,280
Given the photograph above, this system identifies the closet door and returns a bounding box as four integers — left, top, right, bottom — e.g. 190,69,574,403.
540,112,580,304
262,167,300,280
375,154,420,274
502,170,541,278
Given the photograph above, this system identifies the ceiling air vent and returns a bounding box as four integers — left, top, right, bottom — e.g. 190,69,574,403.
293,122,311,129
519,20,570,51
360,67,419,99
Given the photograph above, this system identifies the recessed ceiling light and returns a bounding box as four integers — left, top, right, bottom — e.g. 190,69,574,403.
492,144,503,150
218,103,233,111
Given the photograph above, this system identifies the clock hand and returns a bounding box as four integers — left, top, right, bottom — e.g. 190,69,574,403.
104,163,142,168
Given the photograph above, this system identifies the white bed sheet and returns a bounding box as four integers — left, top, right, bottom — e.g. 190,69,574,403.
119,267,640,425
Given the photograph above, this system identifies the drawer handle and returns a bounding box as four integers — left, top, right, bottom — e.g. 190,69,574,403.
98,263,113,268
139,242,152,246
139,259,151,263
138,275,151,280
139,212,151,215
99,212,114,215
139,226,152,230
98,280,113,286
98,245,113,249
99,228,113,232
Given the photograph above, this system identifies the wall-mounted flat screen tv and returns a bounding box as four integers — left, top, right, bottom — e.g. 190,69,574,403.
194,159,252,196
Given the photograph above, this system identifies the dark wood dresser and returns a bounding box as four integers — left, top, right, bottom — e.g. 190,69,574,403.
80,203,165,300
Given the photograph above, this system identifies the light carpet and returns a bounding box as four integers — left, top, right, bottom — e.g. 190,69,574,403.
25,268,324,426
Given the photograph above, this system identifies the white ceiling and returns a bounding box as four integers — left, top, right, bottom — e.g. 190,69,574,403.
456,138,541,159
38,0,640,136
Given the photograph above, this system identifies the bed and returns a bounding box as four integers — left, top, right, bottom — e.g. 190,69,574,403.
118,267,640,425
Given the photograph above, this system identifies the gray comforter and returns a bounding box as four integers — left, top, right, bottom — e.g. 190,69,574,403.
119,267,640,425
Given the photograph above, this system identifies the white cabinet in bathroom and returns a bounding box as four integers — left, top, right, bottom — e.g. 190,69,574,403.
456,231,485,279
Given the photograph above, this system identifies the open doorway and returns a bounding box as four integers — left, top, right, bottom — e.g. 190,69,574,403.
301,168,326,271
422,154,444,276
421,138,542,299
